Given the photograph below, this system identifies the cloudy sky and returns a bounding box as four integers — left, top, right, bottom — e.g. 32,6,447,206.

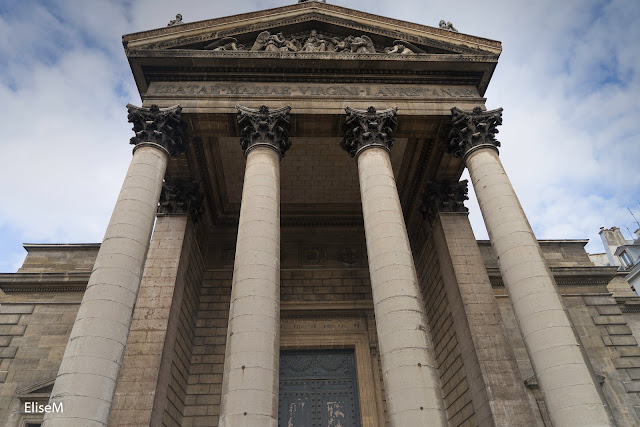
0,0,638,272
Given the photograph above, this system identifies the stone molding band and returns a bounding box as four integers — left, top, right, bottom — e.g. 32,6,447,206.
237,104,292,157
132,141,170,158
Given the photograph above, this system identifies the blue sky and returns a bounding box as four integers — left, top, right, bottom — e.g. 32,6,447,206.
0,0,639,272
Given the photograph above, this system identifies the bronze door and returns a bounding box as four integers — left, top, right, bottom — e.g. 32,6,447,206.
279,350,361,427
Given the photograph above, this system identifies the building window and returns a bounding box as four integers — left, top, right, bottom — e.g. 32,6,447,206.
620,251,634,269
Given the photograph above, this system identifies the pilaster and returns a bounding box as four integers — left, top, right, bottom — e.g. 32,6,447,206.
108,181,204,426
420,179,538,426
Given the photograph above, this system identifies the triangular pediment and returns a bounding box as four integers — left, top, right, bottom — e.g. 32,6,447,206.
124,2,501,57
17,379,55,398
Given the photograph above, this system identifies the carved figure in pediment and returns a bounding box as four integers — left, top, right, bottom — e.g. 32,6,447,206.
282,37,301,52
327,36,350,52
252,31,299,52
251,31,280,52
384,40,425,55
204,37,243,51
168,14,183,27
349,35,376,54
302,30,327,52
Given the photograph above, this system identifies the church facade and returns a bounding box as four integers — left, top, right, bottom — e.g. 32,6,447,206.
2,2,640,426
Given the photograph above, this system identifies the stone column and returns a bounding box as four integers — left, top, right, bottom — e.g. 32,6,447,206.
218,105,291,427
108,181,203,426
446,107,612,426
43,104,186,427
341,106,447,427
420,180,538,426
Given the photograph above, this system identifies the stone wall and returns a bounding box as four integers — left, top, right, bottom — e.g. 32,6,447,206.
181,270,231,427
0,293,82,427
494,275,640,425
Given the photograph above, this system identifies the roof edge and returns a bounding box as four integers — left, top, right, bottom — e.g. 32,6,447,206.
122,2,501,52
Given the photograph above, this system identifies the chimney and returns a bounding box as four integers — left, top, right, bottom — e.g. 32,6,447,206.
599,227,627,267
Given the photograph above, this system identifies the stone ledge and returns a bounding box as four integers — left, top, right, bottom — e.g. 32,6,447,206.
0,304,34,314
613,358,640,369
623,382,640,393
606,325,633,335
603,336,638,346
592,315,628,326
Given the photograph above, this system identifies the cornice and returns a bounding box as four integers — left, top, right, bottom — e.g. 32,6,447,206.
128,49,498,62
123,2,501,54
0,272,89,292
22,243,100,250
488,266,618,287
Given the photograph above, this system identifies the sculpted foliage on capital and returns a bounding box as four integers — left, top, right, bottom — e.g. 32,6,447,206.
445,106,503,158
237,105,292,157
341,106,398,158
419,180,469,222
158,180,205,221
127,104,187,156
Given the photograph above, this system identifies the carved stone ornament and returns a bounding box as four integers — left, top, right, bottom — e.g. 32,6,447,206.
339,247,361,266
237,105,292,157
167,14,183,27
439,20,458,32
158,180,205,221
127,104,187,156
341,106,398,158
419,179,469,222
194,29,428,55
445,106,503,159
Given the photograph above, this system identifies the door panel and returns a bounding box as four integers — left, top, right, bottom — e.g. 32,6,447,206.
279,350,361,427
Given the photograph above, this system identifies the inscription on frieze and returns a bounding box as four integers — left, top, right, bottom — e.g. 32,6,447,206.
149,82,480,99
281,319,364,331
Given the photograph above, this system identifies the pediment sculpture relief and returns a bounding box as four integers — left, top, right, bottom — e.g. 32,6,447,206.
202,29,425,55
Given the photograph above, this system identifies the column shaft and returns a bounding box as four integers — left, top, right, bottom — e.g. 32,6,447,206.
466,148,611,426
357,147,447,427
44,144,168,427
219,146,281,427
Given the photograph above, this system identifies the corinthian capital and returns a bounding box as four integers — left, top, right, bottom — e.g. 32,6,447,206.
419,179,469,222
158,180,205,221
445,106,503,159
127,104,187,156
237,105,292,157
341,106,398,157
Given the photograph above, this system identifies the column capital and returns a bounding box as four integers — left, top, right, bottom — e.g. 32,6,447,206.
341,106,398,158
445,106,503,159
158,180,204,221
127,104,187,156
237,105,292,157
419,179,469,222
